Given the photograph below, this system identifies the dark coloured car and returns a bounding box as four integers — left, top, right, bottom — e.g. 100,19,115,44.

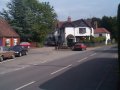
72,43,87,51
9,45,28,57
0,46,15,62
44,40,56,46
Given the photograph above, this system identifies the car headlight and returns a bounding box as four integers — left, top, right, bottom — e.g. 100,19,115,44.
15,52,19,53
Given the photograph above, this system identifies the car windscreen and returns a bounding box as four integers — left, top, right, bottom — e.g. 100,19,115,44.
10,46,22,51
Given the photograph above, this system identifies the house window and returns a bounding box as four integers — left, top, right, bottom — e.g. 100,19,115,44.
79,28,86,34
99,34,102,37
14,39,18,46
6,39,10,46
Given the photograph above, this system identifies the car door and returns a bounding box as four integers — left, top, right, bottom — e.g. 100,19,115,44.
3,47,13,58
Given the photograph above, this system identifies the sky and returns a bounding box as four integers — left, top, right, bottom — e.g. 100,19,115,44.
0,0,119,21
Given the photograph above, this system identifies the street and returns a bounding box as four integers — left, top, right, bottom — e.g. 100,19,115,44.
0,45,119,90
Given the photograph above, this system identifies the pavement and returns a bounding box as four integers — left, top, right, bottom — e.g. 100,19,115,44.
29,46,97,63
30,46,97,53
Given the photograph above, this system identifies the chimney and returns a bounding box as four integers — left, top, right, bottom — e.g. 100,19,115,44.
67,16,71,22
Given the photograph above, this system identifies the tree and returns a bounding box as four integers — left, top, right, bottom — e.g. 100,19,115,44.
91,16,118,42
91,17,101,28
100,16,118,40
0,0,57,43
0,0,26,36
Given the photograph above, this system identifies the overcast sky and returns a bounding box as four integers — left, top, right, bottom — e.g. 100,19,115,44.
0,0,119,21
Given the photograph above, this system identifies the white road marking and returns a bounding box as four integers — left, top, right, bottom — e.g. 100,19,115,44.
33,63,39,66
95,72,109,90
41,60,47,64
51,64,72,75
14,65,30,71
0,65,30,75
15,81,36,90
89,53,96,57
77,57,88,62
103,48,107,50
96,78,104,90
0,71,8,75
33,61,47,65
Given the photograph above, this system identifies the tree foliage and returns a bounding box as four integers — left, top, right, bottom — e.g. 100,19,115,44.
100,16,118,40
0,0,57,43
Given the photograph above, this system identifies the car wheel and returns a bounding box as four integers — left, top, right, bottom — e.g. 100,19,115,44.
18,52,22,57
11,55,15,59
25,51,28,55
81,48,84,51
0,56,4,62
71,46,75,51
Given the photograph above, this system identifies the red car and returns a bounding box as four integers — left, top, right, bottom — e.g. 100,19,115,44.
20,42,31,49
72,43,87,51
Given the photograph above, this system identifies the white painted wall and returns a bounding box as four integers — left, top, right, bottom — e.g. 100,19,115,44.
65,27,74,37
106,33,111,40
13,39,18,46
65,27,94,37
56,27,94,44
75,27,94,36
64,27,94,42
105,33,111,44
65,27,75,42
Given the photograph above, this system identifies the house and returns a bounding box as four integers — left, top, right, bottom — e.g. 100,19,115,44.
56,17,94,46
72,19,94,42
94,28,111,45
0,18,20,47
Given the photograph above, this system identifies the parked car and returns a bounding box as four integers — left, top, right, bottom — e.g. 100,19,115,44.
72,43,87,51
44,40,56,46
0,46,15,62
9,45,28,57
20,42,31,48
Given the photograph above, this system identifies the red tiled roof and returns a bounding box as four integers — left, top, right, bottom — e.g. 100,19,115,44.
0,18,19,37
94,28,110,34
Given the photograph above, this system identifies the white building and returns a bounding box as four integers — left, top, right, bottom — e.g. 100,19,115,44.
94,28,111,45
56,18,94,46
54,17,111,46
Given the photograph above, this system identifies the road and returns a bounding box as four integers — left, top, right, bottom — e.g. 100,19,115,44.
0,45,118,90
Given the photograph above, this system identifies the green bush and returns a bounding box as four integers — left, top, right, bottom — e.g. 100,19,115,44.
81,37,105,43
91,37,106,43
